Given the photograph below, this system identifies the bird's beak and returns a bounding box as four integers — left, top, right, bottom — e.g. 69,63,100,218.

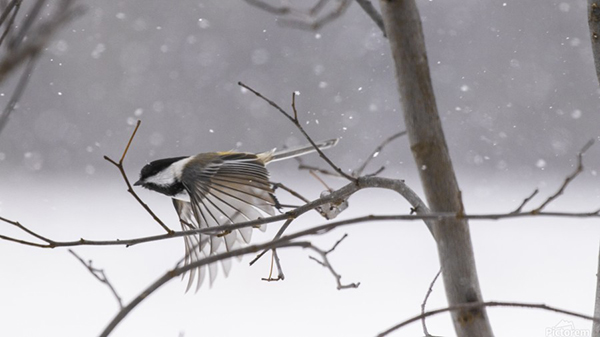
133,179,143,186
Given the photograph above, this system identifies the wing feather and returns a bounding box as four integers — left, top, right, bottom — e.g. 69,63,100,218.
173,152,278,291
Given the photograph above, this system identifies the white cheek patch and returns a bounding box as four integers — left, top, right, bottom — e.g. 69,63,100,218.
171,157,193,177
144,157,194,187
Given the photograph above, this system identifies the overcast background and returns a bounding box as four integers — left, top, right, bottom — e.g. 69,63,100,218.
1,0,600,336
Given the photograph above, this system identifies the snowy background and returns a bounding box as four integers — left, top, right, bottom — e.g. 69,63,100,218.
1,0,600,336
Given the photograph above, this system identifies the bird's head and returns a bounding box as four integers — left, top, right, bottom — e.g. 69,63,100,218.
134,156,189,189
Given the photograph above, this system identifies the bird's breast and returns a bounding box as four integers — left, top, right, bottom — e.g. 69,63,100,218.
172,190,191,202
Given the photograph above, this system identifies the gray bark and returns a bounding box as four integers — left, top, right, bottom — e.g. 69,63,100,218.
378,0,494,336
593,242,600,337
588,0,600,84
587,1,600,335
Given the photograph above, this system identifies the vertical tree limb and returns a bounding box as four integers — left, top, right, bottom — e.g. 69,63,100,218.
589,1,600,83
587,2,600,334
378,0,493,336
594,242,600,337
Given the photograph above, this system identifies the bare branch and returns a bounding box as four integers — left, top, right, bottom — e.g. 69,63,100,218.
355,0,386,36
279,0,352,31
250,218,294,266
0,0,20,29
378,301,600,337
4,175,600,251
296,130,406,178
0,56,35,136
588,0,600,83
103,120,174,234
69,249,123,309
533,139,594,213
296,158,341,177
0,215,56,246
354,130,406,177
271,182,311,204
593,240,600,336
421,268,442,337
239,81,356,182
9,0,47,49
3,208,600,251
243,0,293,15
101,227,364,335
0,0,21,47
308,234,359,289
0,0,84,135
100,240,311,337
244,0,353,31
261,249,285,282
0,0,85,82
511,189,539,214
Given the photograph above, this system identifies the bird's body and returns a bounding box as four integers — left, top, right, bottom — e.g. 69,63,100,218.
135,139,338,291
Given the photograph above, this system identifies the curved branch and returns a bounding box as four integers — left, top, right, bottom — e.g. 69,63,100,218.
378,301,599,337
2,175,600,250
100,240,312,336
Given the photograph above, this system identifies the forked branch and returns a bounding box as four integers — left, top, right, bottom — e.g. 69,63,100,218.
103,120,173,234
69,249,123,309
532,139,594,213
239,81,356,181
308,233,360,289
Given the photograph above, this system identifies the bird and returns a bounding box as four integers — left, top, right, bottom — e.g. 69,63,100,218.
134,138,338,291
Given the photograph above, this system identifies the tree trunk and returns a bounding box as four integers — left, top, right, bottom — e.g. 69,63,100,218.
587,2,600,334
593,243,600,337
378,0,494,336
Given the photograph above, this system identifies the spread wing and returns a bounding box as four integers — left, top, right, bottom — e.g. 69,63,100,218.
174,152,277,291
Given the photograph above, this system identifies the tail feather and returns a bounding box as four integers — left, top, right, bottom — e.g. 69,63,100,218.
261,138,339,164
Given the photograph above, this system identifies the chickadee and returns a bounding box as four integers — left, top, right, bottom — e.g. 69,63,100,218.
134,138,338,291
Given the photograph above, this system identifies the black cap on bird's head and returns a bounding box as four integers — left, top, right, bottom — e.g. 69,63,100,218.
134,156,188,187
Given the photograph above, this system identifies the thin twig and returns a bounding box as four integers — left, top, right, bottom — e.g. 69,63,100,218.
244,0,353,31
8,0,46,49
100,241,311,337
262,249,285,281
243,0,292,15
0,0,83,136
0,0,20,47
0,0,19,28
0,215,56,246
511,189,539,214
101,233,355,336
354,130,406,177
250,218,294,266
279,0,352,31
239,82,355,182
297,130,406,178
308,234,359,289
421,268,442,337
272,182,311,203
69,249,123,309
327,233,348,253
355,0,386,36
378,300,600,337
103,120,173,234
0,0,84,82
0,55,35,135
310,170,333,192
533,139,594,213
296,158,341,177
